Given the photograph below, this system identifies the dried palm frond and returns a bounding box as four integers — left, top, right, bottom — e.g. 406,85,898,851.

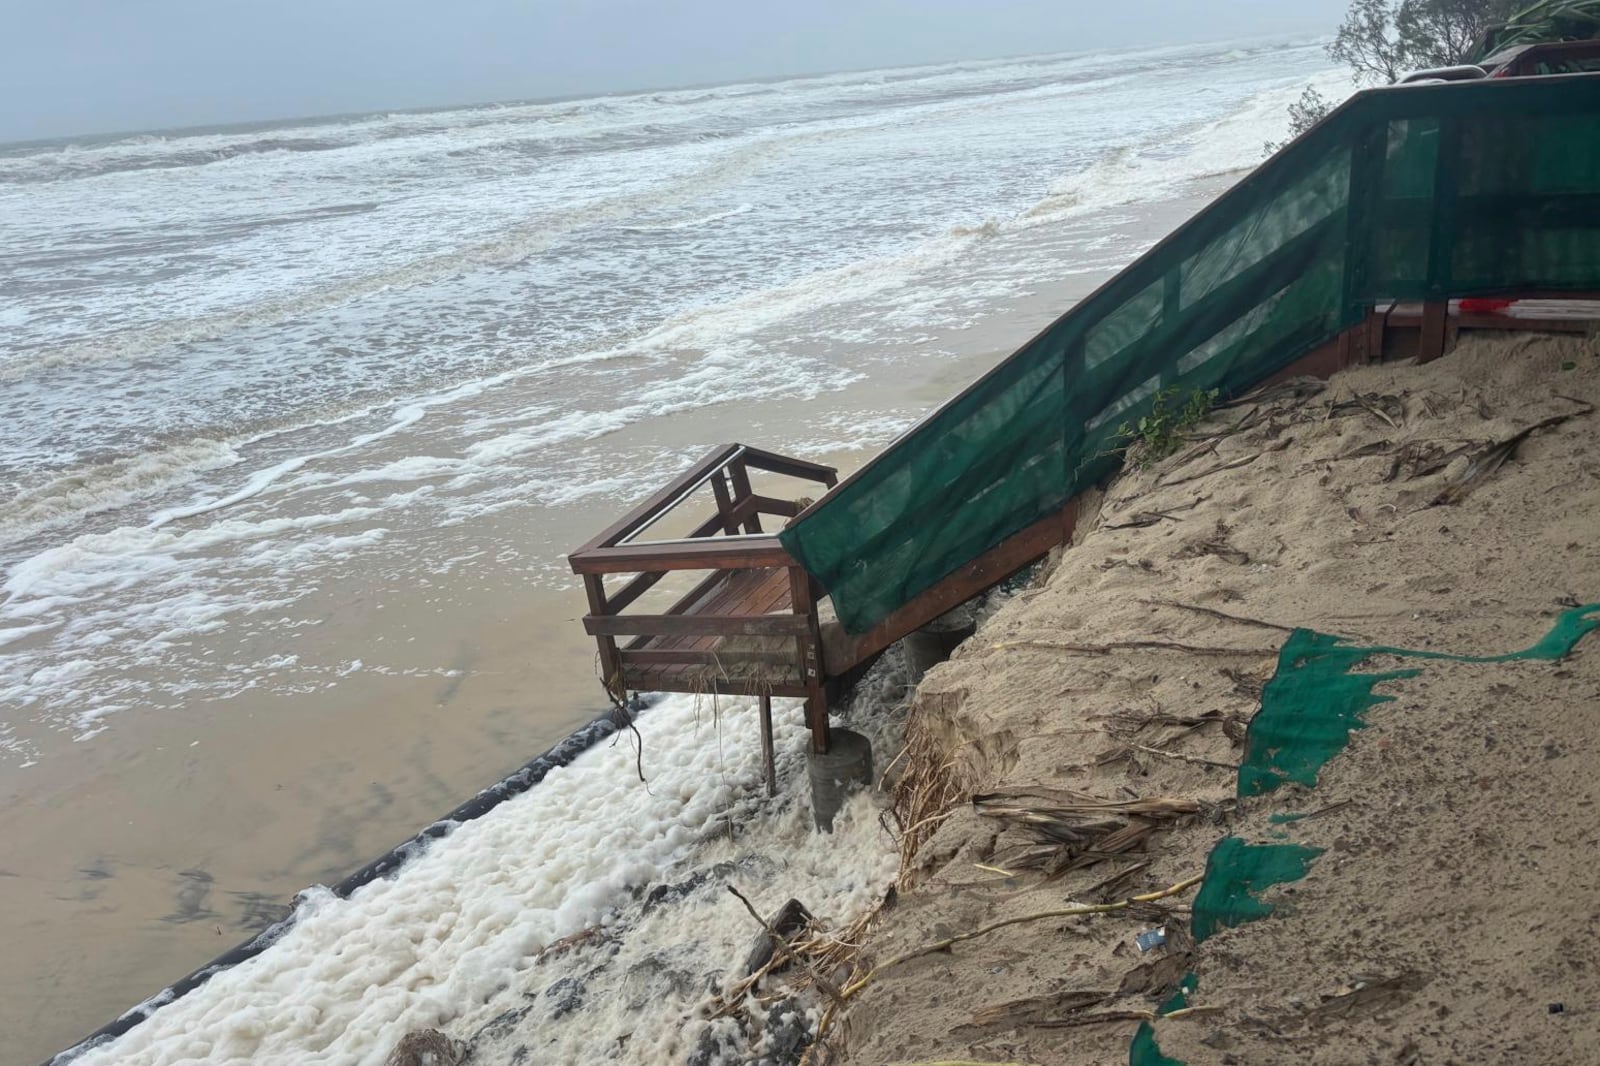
972,789,1200,875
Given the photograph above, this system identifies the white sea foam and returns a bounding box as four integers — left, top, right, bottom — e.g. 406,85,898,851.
61,693,902,1066
0,35,1341,770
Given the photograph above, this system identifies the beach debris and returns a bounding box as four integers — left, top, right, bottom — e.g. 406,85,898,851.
837,874,1202,1002
1305,973,1426,1026
1081,860,1152,901
964,988,1115,1029
797,875,1204,1057
882,1060,1041,1066
1158,449,1264,489
739,894,816,977
1382,438,1479,482
1129,743,1239,771
973,788,1201,875
1118,933,1194,998
1092,705,1250,747
1104,507,1193,530
382,1029,464,1066
1175,523,1251,565
985,638,1278,658
1429,402,1592,506
1138,597,1297,633
1134,927,1168,953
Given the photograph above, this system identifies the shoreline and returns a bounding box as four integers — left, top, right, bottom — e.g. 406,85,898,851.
7,175,1238,1064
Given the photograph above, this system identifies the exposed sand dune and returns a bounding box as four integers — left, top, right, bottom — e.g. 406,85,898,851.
832,332,1600,1065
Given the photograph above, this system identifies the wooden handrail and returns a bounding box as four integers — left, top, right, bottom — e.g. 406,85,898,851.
573,444,744,554
740,445,839,485
585,613,811,638
570,536,794,575
570,443,838,561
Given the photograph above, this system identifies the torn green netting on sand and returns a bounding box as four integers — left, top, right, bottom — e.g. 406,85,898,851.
1131,605,1600,1065
1241,605,1600,797
1128,974,1199,1066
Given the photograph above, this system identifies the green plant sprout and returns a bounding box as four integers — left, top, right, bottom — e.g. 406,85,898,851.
1117,385,1219,468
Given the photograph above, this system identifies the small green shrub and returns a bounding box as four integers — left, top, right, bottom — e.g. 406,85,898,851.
1117,385,1219,469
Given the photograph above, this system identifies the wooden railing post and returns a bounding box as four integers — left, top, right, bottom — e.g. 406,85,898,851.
758,694,777,796
1420,115,1461,365
710,470,739,535
728,459,762,534
1419,299,1449,363
582,574,624,700
789,566,829,754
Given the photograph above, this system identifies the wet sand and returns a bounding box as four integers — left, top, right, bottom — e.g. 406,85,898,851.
3,181,1229,1065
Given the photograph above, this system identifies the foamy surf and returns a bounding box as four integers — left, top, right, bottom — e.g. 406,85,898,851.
56,682,905,1066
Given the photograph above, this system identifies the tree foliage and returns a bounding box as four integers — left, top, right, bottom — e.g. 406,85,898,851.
1264,85,1336,155
1331,0,1524,85
1268,0,1522,156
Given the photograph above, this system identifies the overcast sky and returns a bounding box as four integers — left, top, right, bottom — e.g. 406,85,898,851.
1,0,1348,143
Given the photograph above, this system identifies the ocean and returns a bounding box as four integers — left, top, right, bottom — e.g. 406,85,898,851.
1,36,1342,1063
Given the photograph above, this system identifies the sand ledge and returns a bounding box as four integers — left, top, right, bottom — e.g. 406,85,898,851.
828,332,1600,1065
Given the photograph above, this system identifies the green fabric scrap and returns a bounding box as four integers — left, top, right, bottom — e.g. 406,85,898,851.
1240,605,1600,797
1238,629,1419,798
1128,973,1199,1066
1192,837,1324,944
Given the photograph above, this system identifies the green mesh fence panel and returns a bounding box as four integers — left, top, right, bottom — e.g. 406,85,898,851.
1237,631,1422,798
780,76,1600,635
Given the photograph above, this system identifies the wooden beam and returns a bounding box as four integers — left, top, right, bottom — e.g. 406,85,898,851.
731,495,802,525
585,613,811,638
610,676,812,699
619,648,799,667
1419,299,1449,363
1253,310,1377,390
571,537,794,574
605,570,667,615
582,575,622,698
826,501,1076,675
791,566,830,754
758,693,777,797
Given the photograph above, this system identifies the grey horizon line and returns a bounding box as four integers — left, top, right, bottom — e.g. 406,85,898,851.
2,29,1333,152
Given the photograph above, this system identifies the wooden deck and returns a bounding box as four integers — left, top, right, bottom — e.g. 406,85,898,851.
569,444,837,791
616,566,801,692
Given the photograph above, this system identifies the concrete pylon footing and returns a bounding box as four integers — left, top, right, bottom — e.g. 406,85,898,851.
807,729,873,832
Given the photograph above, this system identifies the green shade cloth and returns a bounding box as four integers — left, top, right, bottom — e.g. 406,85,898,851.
781,76,1600,634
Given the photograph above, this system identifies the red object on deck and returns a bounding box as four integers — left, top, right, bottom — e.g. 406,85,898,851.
1459,297,1516,313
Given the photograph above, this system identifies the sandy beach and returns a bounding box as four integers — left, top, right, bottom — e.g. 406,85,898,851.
824,331,1600,1064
